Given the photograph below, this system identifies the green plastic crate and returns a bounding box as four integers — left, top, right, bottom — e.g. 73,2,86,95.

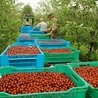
31,34,50,39
67,61,98,98
42,47,80,63
0,65,88,98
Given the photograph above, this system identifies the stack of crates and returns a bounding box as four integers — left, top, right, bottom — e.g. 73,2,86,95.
20,26,49,39
1,23,95,98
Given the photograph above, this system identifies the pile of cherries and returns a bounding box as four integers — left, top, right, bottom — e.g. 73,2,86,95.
6,46,39,55
0,72,75,94
74,66,98,88
42,48,71,54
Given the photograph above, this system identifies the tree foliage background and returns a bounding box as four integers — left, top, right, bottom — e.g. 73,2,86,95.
0,0,21,53
21,5,34,17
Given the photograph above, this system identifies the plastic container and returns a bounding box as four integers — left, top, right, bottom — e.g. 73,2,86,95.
0,65,88,98
36,39,70,48
17,34,35,43
0,42,44,69
31,31,44,34
21,26,33,34
31,34,50,39
41,47,80,63
67,61,98,98
32,28,40,31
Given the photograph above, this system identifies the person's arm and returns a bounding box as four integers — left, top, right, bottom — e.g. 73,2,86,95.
45,19,58,35
45,28,51,32
45,31,53,35
31,23,40,31
36,23,41,28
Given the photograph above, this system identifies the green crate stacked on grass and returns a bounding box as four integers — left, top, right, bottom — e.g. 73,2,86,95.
67,61,98,98
0,65,88,98
41,47,80,63
31,34,50,39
